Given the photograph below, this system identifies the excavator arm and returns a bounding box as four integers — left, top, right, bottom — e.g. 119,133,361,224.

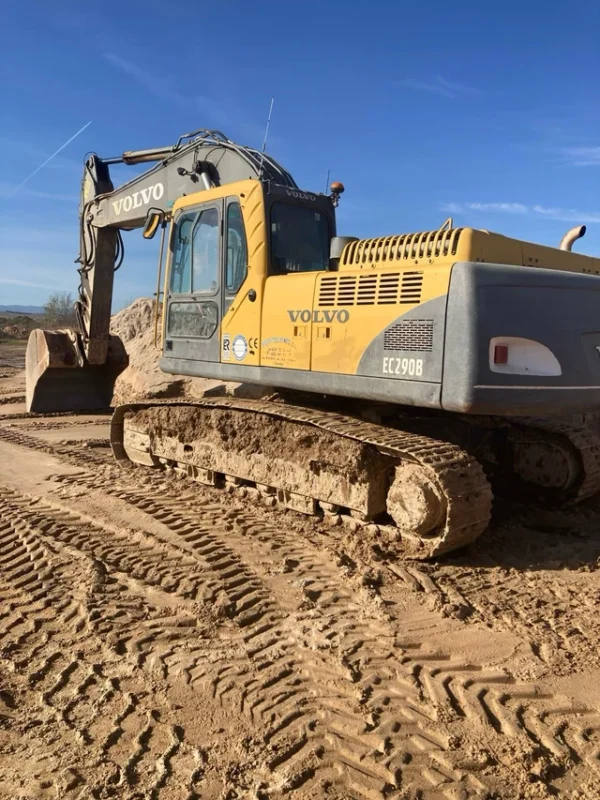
26,129,298,412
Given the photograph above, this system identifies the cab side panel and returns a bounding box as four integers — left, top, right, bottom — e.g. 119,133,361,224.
260,275,317,370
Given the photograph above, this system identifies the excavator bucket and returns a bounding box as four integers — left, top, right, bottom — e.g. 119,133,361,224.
25,329,128,413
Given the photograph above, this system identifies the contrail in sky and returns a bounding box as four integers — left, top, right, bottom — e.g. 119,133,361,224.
12,120,92,195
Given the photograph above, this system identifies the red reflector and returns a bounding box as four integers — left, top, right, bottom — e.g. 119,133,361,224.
494,345,508,365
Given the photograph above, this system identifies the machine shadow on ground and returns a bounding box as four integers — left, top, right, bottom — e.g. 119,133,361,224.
443,496,600,571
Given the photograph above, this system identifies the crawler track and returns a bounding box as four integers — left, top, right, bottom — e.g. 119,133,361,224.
509,417,600,504
112,398,493,558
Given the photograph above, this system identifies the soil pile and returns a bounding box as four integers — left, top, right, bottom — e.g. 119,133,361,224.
110,298,217,403
0,314,35,339
110,298,267,404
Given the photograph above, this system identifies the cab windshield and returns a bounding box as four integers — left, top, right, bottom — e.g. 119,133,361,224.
270,202,330,274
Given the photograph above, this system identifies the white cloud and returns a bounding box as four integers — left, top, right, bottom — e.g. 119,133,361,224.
441,201,600,223
0,182,76,202
558,147,600,167
0,136,81,173
439,202,464,214
397,76,482,99
440,202,526,215
468,202,527,214
104,53,181,101
435,76,483,96
0,277,59,290
532,205,600,224
397,79,454,98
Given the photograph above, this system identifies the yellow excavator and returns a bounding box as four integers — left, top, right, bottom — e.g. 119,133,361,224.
26,128,600,557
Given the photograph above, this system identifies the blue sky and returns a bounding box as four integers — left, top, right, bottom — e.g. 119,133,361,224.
2,0,600,309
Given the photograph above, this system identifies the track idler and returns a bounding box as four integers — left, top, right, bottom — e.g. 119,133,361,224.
26,329,128,413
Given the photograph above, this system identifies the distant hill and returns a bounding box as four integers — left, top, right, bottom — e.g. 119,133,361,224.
0,305,44,314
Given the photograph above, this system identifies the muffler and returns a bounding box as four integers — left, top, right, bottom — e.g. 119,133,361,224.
26,328,128,413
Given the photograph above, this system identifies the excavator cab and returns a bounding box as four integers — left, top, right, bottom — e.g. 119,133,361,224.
158,180,335,378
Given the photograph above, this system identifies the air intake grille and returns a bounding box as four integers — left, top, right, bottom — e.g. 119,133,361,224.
384,320,434,352
340,229,463,267
318,272,423,307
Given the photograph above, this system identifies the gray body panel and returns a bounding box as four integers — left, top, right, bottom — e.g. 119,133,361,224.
161,261,600,416
357,296,446,384
89,136,298,230
160,357,441,407
443,262,600,414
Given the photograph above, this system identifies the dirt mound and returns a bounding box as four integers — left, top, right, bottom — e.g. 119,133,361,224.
109,298,218,404
0,314,34,339
110,298,267,405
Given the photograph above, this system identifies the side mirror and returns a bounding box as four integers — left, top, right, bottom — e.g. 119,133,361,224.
143,209,165,240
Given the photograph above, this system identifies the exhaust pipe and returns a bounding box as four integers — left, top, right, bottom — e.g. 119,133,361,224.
559,224,586,251
199,171,215,190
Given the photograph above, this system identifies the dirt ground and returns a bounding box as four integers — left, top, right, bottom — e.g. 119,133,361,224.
3,338,600,799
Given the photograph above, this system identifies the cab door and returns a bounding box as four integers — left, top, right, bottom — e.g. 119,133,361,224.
220,194,263,367
164,200,223,363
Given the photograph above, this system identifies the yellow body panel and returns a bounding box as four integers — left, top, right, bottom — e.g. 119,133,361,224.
261,274,317,370
339,227,600,275
311,266,451,374
163,179,267,366
219,181,267,366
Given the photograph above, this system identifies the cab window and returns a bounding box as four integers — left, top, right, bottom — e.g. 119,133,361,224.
225,202,248,293
270,203,329,274
169,212,195,292
192,207,219,294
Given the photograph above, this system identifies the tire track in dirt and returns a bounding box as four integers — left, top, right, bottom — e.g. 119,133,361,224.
47,468,600,797
395,551,600,678
6,423,600,796
10,417,109,429
0,507,210,799
215,506,600,797
0,424,112,467
0,394,24,405
0,477,492,799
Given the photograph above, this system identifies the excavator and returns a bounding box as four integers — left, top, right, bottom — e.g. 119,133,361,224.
25,128,600,557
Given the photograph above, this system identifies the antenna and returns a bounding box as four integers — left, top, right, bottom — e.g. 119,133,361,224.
325,168,330,194
258,97,275,179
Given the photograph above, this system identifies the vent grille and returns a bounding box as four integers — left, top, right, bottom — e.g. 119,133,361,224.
318,272,423,307
340,228,463,267
384,320,434,352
